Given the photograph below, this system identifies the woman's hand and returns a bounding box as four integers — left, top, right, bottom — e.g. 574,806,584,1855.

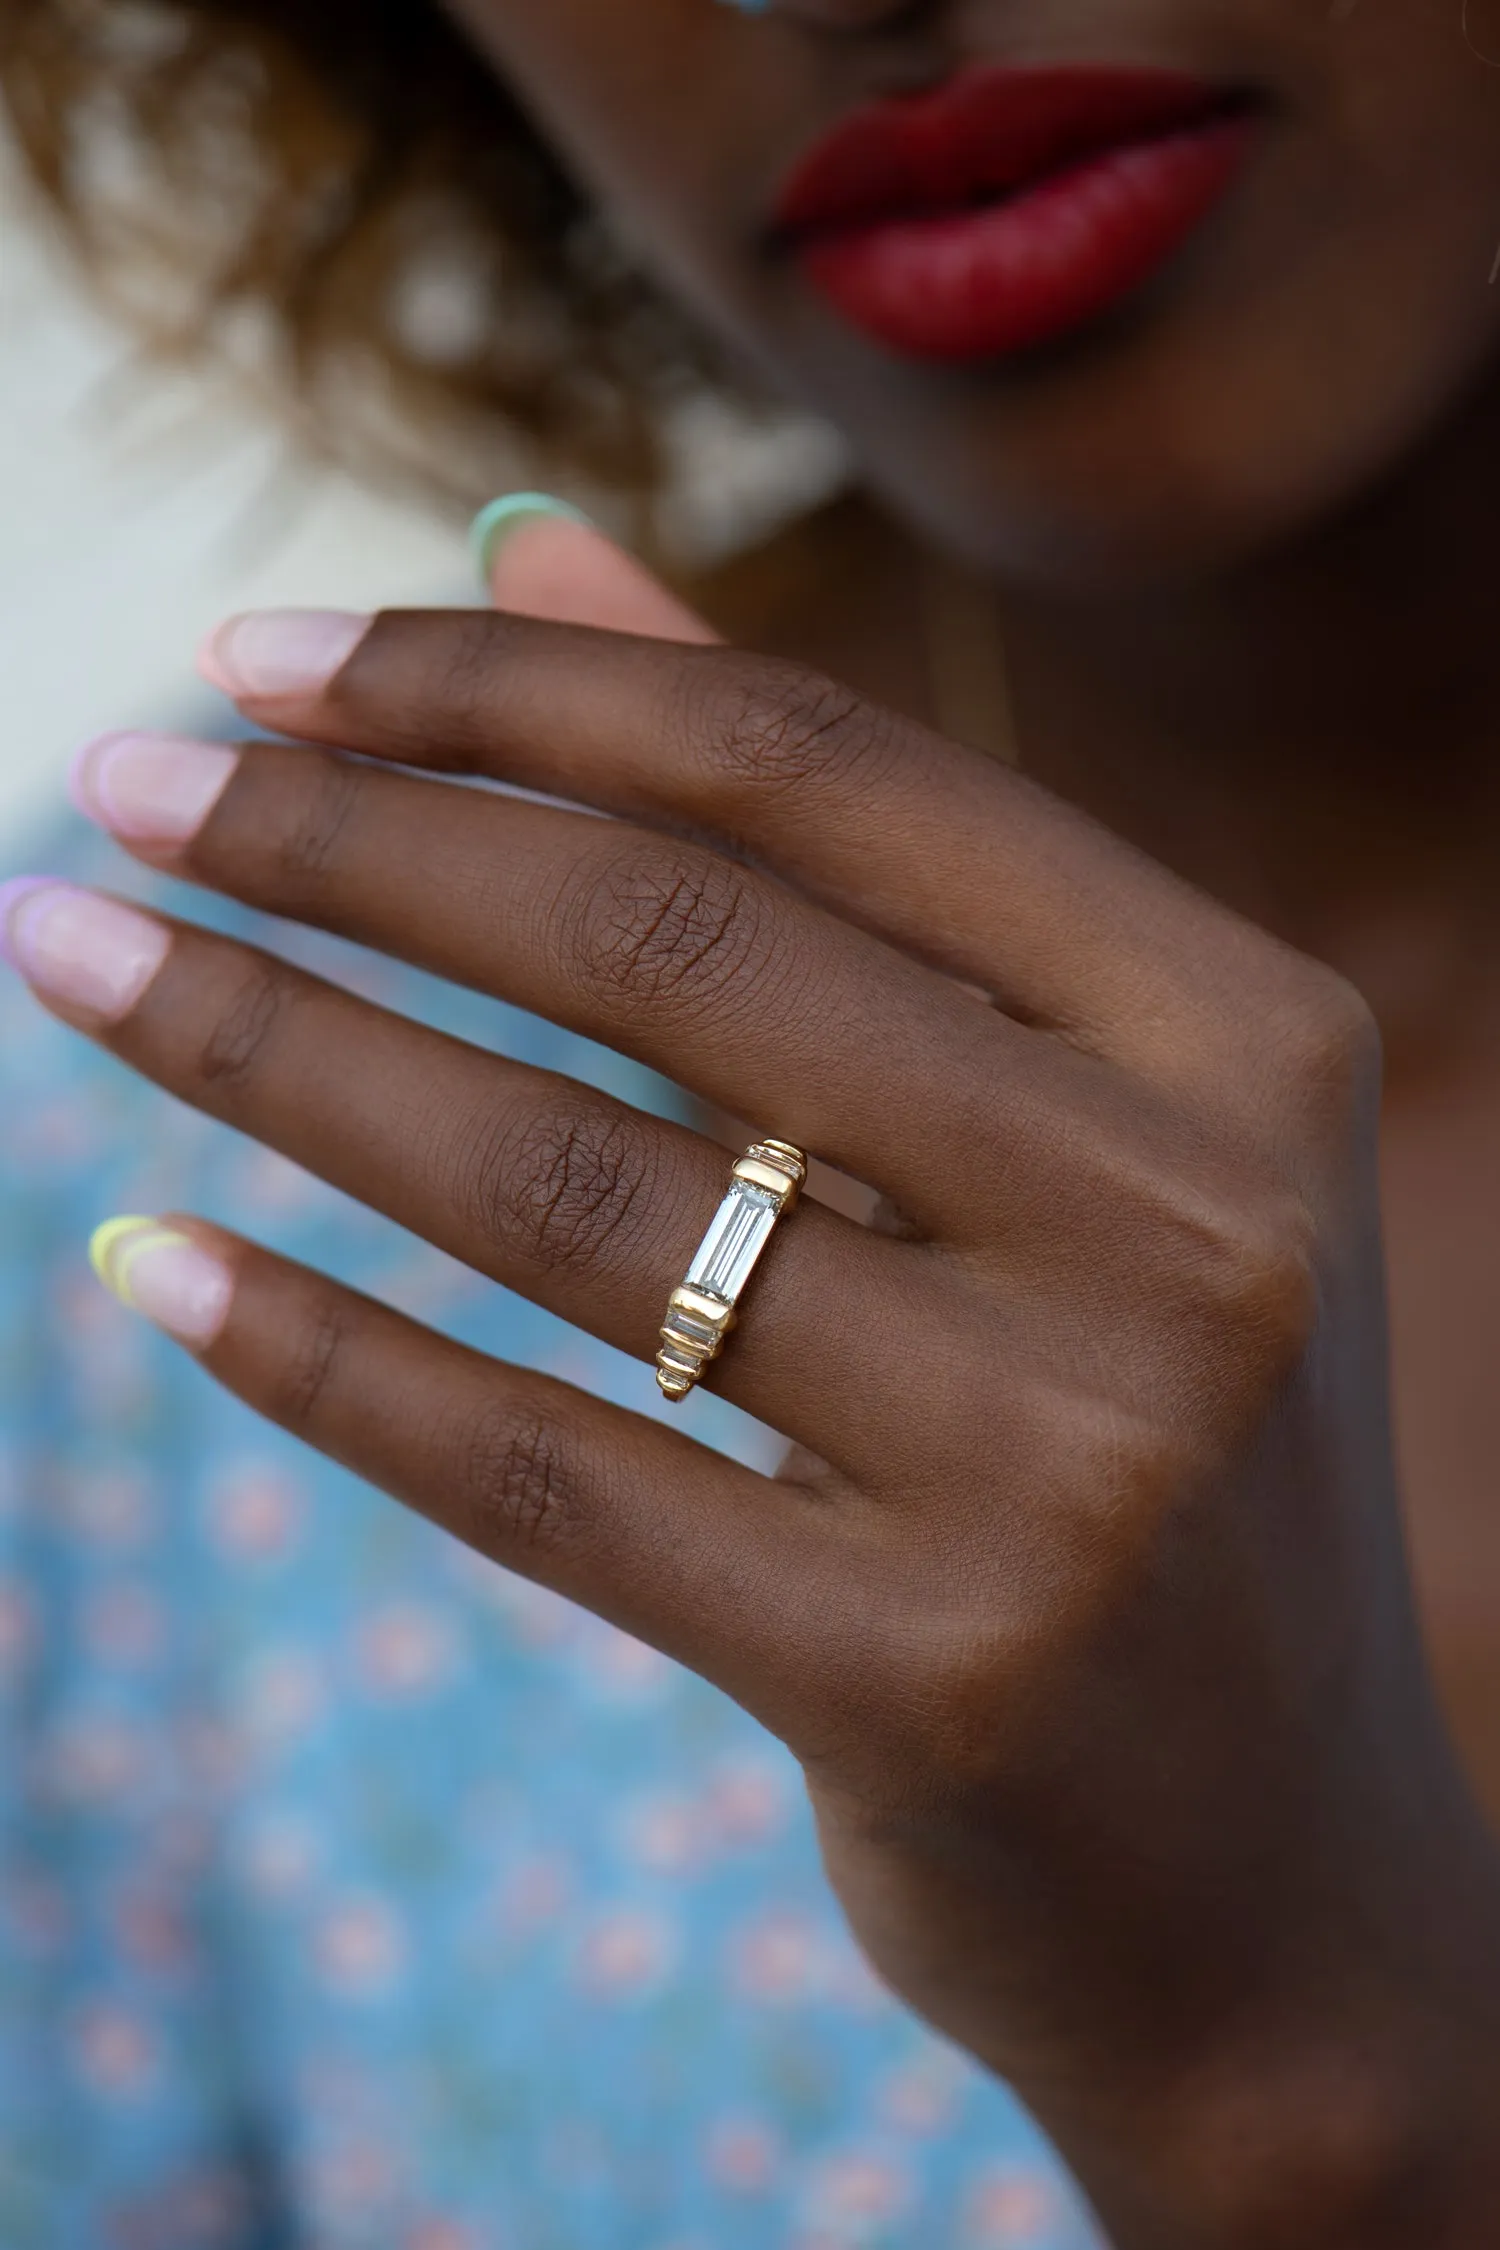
11,529,1500,2248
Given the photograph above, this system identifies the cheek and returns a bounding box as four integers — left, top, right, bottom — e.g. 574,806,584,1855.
443,0,735,267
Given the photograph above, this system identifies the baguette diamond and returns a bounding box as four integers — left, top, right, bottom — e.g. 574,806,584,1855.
685,1183,780,1302
656,1140,807,1401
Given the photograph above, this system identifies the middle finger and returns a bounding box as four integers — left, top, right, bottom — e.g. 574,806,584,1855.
73,729,1033,1239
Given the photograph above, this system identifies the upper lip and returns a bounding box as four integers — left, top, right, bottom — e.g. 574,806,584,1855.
772,63,1250,240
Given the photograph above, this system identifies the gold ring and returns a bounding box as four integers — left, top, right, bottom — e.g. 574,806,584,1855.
656,1140,807,1402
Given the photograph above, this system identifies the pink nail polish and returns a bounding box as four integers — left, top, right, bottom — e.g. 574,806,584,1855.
0,877,64,968
96,1223,235,1348
0,882,170,1021
70,732,240,845
199,610,371,701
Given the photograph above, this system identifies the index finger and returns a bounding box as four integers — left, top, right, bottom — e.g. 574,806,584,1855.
199,604,1268,1079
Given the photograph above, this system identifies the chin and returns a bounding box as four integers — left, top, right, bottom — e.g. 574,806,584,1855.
833,343,1482,596
757,218,1500,598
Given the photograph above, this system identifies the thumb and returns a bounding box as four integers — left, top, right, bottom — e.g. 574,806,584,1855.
473,494,722,645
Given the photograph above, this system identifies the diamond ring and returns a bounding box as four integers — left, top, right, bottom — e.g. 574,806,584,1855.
656,1140,807,1402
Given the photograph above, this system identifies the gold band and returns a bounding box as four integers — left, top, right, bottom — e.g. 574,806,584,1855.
656,1139,807,1402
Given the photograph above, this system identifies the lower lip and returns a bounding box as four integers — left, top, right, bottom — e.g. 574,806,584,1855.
793,112,1255,364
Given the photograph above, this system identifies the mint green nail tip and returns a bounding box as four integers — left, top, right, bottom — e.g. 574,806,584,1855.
469,493,593,584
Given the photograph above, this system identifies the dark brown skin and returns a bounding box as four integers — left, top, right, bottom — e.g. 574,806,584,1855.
442,0,1500,1811
17,0,1500,2242
27,591,1500,2245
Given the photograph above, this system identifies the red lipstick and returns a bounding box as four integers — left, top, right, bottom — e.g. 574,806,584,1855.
772,66,1258,364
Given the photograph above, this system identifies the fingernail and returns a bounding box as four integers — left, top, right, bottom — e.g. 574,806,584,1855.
70,732,240,846
0,879,170,1021
199,610,370,700
90,1217,234,1347
470,492,593,588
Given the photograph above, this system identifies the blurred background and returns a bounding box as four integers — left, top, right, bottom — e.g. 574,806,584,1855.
0,137,472,861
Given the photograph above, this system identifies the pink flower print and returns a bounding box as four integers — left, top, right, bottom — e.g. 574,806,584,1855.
823,1936,894,2018
578,1618,674,1702
729,1907,827,2003
61,1274,150,1418
237,1812,321,1900
308,2137,401,2225
12,1093,103,1168
802,2149,913,2241
463,1556,580,1650
117,1889,194,1974
235,1646,326,1748
82,1581,163,1667
234,1144,324,1216
877,2047,969,2136
166,2168,255,2246
355,1601,462,1699
0,1576,38,1677
962,2164,1062,2246
45,1713,148,1804
704,2115,783,2195
619,1791,706,1876
705,1757,791,1851
496,1852,573,1936
71,2003,157,2097
314,1896,408,1998
105,2169,254,2249
206,1459,304,1562
575,1906,677,2001
407,2223,484,2250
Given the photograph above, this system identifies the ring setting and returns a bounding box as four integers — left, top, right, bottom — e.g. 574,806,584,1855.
656,1140,807,1402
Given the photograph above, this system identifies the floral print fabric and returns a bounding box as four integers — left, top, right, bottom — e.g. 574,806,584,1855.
0,819,1100,2250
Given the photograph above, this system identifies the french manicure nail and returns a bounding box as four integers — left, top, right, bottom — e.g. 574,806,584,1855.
199,610,371,701
0,880,170,1021
70,732,240,845
90,1216,234,1347
470,492,593,588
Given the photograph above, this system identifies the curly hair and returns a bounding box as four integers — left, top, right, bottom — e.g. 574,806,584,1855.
0,0,733,511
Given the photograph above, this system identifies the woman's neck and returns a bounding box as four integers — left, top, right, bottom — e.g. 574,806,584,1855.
966,376,1500,1075
699,376,1500,1073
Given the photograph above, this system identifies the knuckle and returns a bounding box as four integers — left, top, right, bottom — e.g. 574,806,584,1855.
455,1398,579,1559
195,953,298,1098
268,753,364,893
271,1280,353,1431
1201,1196,1322,1367
1265,966,1383,1124
1142,1168,1323,1393
475,1097,657,1277
695,656,880,802
430,612,504,744
336,611,500,765
568,841,767,1017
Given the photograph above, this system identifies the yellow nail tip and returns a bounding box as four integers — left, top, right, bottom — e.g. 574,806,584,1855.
88,1215,188,1308
89,1215,155,1284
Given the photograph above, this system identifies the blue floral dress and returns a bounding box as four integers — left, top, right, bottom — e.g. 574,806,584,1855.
0,813,1100,2250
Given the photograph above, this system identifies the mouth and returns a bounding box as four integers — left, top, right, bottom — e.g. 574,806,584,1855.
771,64,1262,365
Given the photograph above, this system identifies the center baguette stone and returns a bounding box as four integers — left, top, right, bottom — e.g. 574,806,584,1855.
685,1182,783,1304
